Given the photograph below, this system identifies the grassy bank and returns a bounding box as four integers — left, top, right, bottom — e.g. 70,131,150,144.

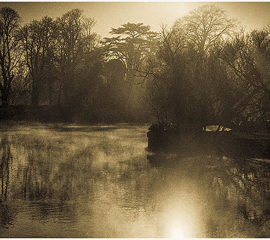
0,105,154,125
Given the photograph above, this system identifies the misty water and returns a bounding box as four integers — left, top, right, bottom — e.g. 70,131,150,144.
0,123,270,237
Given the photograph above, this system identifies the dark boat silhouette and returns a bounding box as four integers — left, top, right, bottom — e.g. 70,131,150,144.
147,124,270,160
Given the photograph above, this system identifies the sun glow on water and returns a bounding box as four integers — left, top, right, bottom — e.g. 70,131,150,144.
170,227,185,239
167,218,191,239
162,186,202,238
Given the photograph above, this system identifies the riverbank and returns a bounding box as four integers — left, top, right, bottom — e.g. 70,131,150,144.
0,105,154,125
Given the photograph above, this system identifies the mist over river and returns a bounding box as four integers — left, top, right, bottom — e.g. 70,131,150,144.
0,123,270,237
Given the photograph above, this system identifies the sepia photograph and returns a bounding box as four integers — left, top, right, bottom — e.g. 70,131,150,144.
0,1,270,238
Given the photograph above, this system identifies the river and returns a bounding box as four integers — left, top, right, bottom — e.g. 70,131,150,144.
0,123,270,237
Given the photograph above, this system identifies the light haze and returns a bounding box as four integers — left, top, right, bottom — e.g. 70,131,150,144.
0,2,269,37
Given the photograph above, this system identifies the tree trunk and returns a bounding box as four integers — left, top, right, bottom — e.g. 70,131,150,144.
1,91,9,108
48,74,53,106
31,83,39,106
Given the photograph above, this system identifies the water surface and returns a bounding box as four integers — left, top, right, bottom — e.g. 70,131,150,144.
0,123,270,237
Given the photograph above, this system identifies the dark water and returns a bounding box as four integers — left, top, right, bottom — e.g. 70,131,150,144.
0,123,270,237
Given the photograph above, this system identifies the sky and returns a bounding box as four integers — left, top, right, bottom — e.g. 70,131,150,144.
0,2,270,38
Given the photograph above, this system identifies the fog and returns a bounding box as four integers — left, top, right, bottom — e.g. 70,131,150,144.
0,124,269,237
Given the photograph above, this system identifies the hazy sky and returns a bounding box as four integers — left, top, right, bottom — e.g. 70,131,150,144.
0,2,270,37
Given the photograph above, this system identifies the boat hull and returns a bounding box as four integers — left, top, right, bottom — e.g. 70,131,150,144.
147,130,270,158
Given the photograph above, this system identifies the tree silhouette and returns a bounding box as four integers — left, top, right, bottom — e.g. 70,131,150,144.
147,5,240,131
19,16,57,106
220,31,270,125
103,23,158,119
104,22,158,82
0,7,21,107
174,5,237,54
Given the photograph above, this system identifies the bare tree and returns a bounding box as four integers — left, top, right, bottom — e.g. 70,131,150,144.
19,16,57,106
55,9,84,106
81,17,99,53
82,17,96,38
0,7,21,107
173,5,237,54
220,31,270,124
147,5,241,130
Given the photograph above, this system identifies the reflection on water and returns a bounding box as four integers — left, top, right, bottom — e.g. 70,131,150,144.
0,124,270,237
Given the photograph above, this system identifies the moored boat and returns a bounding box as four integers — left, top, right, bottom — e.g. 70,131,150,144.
147,124,270,159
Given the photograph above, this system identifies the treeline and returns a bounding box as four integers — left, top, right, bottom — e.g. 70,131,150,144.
0,7,157,122
147,5,270,132
1,5,270,127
